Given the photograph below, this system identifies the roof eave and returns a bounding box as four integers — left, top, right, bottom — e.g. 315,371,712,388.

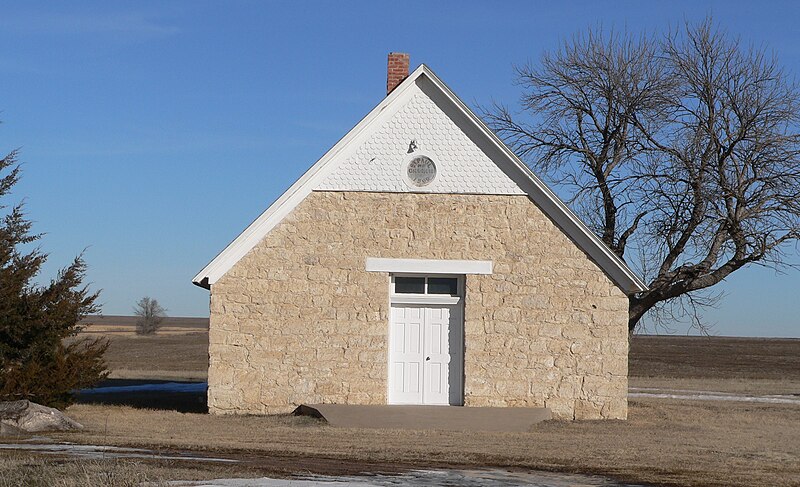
192,63,648,296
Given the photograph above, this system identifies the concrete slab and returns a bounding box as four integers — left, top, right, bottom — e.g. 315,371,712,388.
294,404,551,432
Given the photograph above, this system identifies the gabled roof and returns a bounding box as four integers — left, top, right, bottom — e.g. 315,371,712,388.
193,64,648,295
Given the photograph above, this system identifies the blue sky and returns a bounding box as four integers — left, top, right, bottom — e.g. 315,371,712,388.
1,1,799,337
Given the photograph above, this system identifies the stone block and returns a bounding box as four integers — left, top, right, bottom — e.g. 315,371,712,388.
576,355,604,375
582,376,617,398
539,324,563,338
574,399,603,420
493,320,518,335
544,398,575,420
601,398,628,419
557,375,583,398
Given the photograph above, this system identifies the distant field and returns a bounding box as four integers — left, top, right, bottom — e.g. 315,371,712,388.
630,334,800,380
79,315,208,336
76,315,209,380
629,335,800,395
82,315,800,384
102,332,209,380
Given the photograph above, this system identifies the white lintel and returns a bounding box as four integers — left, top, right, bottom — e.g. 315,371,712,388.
389,295,462,305
365,258,493,275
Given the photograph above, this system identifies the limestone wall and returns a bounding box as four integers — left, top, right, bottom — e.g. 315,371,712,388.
208,191,629,419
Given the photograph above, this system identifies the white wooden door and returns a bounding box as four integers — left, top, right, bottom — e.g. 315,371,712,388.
388,304,461,405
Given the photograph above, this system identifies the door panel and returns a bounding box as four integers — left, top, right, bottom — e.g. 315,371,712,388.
389,306,424,403
423,306,451,405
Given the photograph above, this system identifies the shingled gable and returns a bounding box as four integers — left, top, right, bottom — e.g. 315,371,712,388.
193,64,647,294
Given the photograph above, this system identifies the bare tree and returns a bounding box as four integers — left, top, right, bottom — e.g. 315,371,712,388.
486,18,800,332
133,297,167,335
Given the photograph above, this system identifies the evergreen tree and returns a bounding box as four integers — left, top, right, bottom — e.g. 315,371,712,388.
0,149,107,409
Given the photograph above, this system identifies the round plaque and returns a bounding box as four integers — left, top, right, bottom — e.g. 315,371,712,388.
406,156,437,187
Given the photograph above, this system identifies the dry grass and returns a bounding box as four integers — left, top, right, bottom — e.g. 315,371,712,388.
629,376,800,395
630,335,800,381
52,326,800,486
0,451,233,487
70,315,208,379
54,398,800,487
101,332,208,380
629,335,800,396
80,315,208,336
93,323,800,386
93,330,800,385
108,369,208,381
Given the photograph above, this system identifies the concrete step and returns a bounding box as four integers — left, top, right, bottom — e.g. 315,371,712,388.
294,404,551,432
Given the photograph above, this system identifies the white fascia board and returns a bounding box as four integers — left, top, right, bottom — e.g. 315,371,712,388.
192,66,426,288
366,258,493,275
416,65,648,295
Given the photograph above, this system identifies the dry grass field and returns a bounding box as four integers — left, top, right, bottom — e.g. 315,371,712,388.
630,334,800,380
80,315,209,336
7,317,799,486
56,397,799,487
630,335,800,397
77,315,209,380
0,452,236,487
102,332,208,380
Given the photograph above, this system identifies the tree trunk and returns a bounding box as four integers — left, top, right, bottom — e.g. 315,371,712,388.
628,295,655,332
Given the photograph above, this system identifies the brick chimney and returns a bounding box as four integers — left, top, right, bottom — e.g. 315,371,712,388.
386,52,410,95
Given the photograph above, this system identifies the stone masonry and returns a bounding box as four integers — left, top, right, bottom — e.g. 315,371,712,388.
208,191,630,420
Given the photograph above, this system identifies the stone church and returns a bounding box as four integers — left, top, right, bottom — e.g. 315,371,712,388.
193,53,646,420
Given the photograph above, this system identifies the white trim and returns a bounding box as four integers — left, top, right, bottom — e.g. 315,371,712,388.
390,295,462,305
366,258,493,275
193,64,648,294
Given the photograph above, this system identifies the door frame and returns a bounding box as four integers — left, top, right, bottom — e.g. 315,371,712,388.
386,273,465,406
